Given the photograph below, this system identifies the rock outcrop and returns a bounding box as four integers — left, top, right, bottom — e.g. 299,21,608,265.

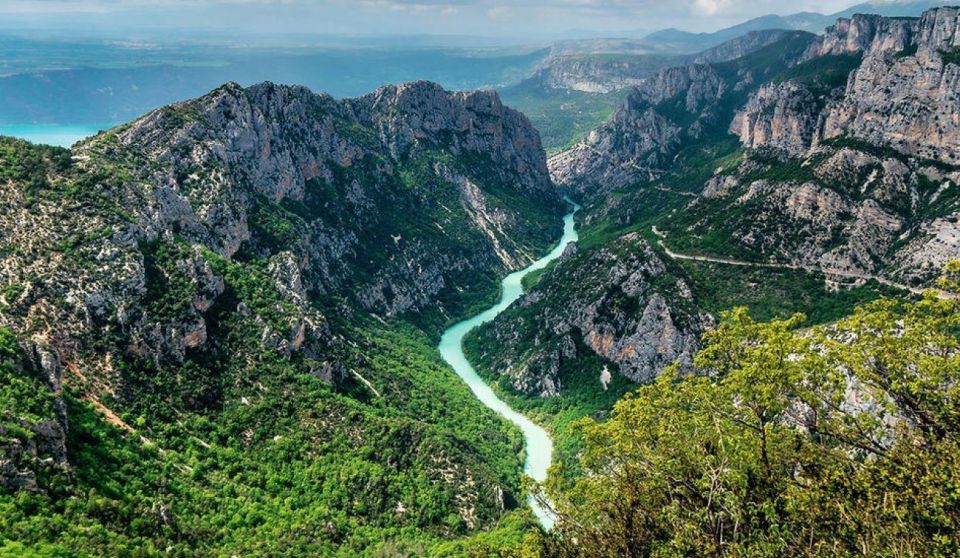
729,81,821,156
820,9,960,165
735,9,960,165
467,234,710,396
548,64,725,199
802,13,916,60
525,31,791,97
555,8,959,286
529,54,682,94
0,336,69,492
692,30,795,64
704,8,960,283
0,79,562,492
549,31,816,201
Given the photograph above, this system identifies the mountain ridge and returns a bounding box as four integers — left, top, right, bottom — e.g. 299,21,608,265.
0,78,565,555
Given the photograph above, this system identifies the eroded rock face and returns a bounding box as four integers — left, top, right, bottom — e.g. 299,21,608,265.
0,340,69,493
692,30,794,64
349,82,553,198
668,142,960,284
548,101,681,199
549,64,725,199
671,8,960,285
528,54,681,94
469,234,710,396
0,80,562,490
548,31,816,201
730,82,821,156
802,13,916,60
893,212,960,281
56,80,560,328
737,8,960,166
521,31,790,98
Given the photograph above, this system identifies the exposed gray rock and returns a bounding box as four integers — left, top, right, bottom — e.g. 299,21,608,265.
526,53,682,94
0,79,562,491
730,81,821,156
0,339,69,493
469,233,710,396
692,30,795,65
802,13,916,60
549,31,815,201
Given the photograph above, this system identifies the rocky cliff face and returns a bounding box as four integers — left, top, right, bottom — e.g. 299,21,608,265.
0,336,69,492
77,80,561,322
549,31,816,201
525,30,801,98
692,30,795,64
530,54,682,94
736,9,960,166
661,144,960,283
695,8,960,283
467,234,710,396
0,80,561,495
820,9,960,165
548,64,725,199
802,13,916,60
547,92,683,199
729,81,822,156
550,9,959,287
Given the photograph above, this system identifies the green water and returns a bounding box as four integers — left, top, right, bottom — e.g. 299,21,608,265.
438,198,580,530
0,124,111,147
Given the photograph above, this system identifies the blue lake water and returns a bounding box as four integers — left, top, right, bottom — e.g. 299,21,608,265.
437,199,580,530
0,124,112,147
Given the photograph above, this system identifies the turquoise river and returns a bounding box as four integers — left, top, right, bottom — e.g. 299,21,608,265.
438,199,580,530
3,119,583,529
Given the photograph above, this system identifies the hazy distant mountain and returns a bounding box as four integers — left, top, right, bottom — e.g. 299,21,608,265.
644,0,945,51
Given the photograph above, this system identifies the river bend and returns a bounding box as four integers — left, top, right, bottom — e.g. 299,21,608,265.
438,200,579,530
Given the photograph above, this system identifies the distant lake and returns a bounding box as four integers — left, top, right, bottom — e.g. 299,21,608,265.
0,124,113,148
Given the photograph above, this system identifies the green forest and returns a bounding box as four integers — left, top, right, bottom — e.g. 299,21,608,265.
534,263,960,557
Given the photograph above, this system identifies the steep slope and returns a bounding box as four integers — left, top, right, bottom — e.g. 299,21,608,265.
671,9,960,285
478,13,950,417
500,30,817,153
549,31,817,200
524,53,684,95
77,80,563,328
690,30,796,64
466,234,709,398
0,80,563,556
551,8,960,287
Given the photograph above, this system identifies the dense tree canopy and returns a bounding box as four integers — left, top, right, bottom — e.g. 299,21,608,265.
539,264,960,558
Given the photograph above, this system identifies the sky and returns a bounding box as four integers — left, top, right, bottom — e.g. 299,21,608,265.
0,0,915,40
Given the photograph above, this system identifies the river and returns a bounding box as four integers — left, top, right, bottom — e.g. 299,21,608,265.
437,199,580,530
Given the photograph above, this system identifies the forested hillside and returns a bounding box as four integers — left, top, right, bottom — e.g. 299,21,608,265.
0,80,564,556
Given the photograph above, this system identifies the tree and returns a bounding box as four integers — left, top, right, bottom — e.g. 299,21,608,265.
539,265,960,558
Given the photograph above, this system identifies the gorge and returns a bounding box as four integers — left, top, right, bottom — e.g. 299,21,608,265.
438,198,579,530
1,5,960,557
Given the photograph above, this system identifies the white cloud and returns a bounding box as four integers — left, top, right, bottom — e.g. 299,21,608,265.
691,0,733,16
0,0,879,36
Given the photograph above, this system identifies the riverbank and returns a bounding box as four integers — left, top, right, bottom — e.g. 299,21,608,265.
437,199,579,530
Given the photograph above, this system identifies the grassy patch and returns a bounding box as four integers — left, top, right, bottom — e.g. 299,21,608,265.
678,259,907,324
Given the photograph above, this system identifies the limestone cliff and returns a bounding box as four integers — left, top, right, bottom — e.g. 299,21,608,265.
0,79,562,492
549,31,816,201
467,234,709,396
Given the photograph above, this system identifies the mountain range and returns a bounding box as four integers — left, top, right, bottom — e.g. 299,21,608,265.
1,4,960,557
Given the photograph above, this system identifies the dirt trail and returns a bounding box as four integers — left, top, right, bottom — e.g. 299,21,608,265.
652,227,955,300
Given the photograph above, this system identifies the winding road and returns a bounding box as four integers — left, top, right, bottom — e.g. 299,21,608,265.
438,200,580,530
651,226,956,299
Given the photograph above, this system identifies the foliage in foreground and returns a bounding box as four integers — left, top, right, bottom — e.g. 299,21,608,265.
540,264,960,557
